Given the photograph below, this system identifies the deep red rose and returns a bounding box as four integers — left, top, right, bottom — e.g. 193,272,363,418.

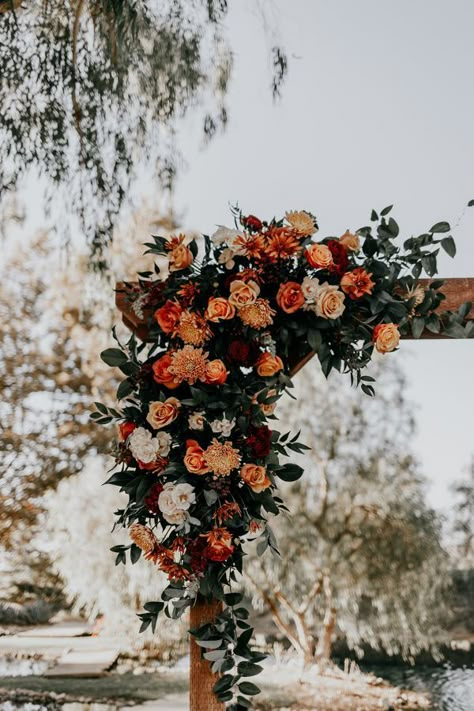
247,425,272,458
188,537,209,574
144,482,164,514
242,214,263,231
327,239,349,277
227,339,260,367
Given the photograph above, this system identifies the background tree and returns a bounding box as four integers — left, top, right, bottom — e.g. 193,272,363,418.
0,1,287,264
450,458,474,567
246,362,451,666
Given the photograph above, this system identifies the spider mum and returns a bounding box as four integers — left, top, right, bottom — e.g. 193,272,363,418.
233,233,266,259
169,345,208,384
204,439,241,477
238,298,275,329
176,311,212,346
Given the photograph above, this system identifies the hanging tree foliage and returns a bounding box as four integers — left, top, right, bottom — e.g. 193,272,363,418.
0,1,287,265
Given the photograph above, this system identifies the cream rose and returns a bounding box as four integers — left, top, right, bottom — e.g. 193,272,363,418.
228,279,260,308
188,411,205,430
301,276,320,303
314,283,346,320
146,397,180,429
373,323,400,353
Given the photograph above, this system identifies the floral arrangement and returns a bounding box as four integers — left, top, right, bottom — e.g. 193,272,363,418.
93,205,466,707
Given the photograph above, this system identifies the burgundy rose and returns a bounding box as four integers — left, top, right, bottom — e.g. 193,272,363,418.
242,214,263,231
327,239,349,277
247,425,272,458
144,482,164,514
227,339,260,367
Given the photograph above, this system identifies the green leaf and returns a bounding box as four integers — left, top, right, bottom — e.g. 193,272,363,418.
213,674,235,694
100,348,128,367
429,221,451,233
370,209,378,221
307,329,322,351
468,199,474,207
117,378,134,400
238,681,261,696
130,544,141,564
380,205,393,216
411,317,425,339
225,592,243,606
237,661,263,676
236,696,252,707
441,236,456,258
275,463,304,482
194,638,223,649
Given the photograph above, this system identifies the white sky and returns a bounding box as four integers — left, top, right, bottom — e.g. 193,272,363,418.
171,0,474,514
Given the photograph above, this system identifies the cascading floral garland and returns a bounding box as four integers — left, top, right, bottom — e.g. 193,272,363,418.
93,205,468,708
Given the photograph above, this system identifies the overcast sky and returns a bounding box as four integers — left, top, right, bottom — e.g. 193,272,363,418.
171,0,474,514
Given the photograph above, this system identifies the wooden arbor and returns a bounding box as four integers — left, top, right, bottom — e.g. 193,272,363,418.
116,277,473,711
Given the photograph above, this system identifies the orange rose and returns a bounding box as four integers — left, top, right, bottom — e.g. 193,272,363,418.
340,267,375,300
203,528,235,562
138,456,168,473
256,352,284,377
205,297,236,322
170,244,193,271
205,359,228,385
305,243,334,269
184,439,210,474
277,282,305,314
146,397,180,429
152,353,181,389
154,300,182,333
118,421,136,441
339,230,360,252
240,464,271,493
228,279,260,308
373,323,400,353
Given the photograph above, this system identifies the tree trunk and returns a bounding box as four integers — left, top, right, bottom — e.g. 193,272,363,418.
315,577,337,666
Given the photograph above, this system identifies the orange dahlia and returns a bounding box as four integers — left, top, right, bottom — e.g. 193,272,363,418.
176,311,212,346
264,227,302,261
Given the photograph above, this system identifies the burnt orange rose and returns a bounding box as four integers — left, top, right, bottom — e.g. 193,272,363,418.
256,352,284,377
118,422,136,441
305,243,334,269
373,323,400,353
170,244,193,271
340,267,375,300
154,300,182,333
152,353,181,389
205,359,228,385
276,282,305,314
240,464,271,493
203,527,235,562
146,397,180,429
184,439,210,474
138,456,169,472
205,297,236,322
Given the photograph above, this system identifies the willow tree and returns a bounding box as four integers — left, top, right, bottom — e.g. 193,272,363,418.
0,1,287,264
246,362,450,665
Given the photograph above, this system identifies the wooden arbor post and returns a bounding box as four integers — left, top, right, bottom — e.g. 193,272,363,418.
116,277,473,711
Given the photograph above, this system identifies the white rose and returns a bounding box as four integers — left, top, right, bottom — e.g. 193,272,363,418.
211,226,243,246
301,276,320,303
210,419,223,433
188,411,205,430
170,482,196,511
157,482,176,516
313,283,346,320
128,427,159,463
163,508,188,526
156,431,172,457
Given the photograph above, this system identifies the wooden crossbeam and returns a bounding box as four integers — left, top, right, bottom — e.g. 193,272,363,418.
115,278,474,345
